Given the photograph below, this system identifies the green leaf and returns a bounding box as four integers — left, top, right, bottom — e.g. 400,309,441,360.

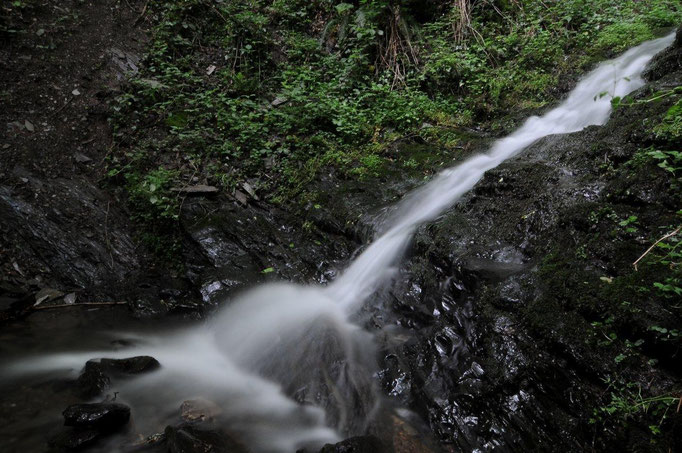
261,267,275,274
335,3,354,14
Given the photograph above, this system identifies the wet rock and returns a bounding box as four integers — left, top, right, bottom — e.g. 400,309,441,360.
0,178,140,289
180,398,223,422
76,361,110,398
164,424,249,453
74,153,92,164
125,432,166,452
129,298,170,319
318,436,387,453
99,356,161,375
35,287,64,305
643,26,682,81
48,428,99,451
63,402,130,431
76,356,159,397
182,196,354,285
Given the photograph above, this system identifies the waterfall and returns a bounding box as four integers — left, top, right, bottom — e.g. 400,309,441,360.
327,32,676,311
4,33,675,453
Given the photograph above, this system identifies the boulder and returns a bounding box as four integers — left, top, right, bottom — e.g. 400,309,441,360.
75,356,159,398
63,402,131,431
99,356,161,375
319,436,387,453
76,361,110,398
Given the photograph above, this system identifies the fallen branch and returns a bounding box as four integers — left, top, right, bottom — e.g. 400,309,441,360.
633,225,682,271
32,301,128,311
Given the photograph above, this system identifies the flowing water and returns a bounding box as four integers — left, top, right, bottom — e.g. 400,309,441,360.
2,33,675,452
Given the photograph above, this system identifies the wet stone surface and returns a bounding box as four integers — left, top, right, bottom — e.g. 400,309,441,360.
366,36,682,452
317,435,387,453
48,428,100,452
62,402,131,430
164,423,250,453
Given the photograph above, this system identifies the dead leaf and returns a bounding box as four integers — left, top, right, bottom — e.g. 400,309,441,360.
34,288,64,306
139,79,166,89
233,190,248,205
24,120,35,132
74,153,92,163
206,65,216,75
242,182,259,200
12,262,24,276
64,293,77,304
271,96,288,107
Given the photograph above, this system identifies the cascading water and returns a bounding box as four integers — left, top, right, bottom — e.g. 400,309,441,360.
4,33,675,453
327,33,676,310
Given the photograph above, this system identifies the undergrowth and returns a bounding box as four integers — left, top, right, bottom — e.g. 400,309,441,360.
105,0,681,251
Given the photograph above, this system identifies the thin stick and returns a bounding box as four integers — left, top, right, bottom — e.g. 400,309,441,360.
134,0,151,25
633,225,682,271
210,5,228,24
104,201,114,268
52,96,74,116
32,301,127,311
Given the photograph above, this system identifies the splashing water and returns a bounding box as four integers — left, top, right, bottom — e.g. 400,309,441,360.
4,33,675,452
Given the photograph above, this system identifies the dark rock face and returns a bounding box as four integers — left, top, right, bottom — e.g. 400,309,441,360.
48,428,100,452
63,402,130,431
99,356,161,375
181,196,357,307
164,424,249,453
0,176,140,290
319,435,387,453
643,25,682,81
76,356,159,398
366,45,682,452
76,361,111,398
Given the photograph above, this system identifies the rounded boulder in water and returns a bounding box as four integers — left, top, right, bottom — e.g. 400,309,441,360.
75,361,110,398
98,356,161,375
62,402,130,431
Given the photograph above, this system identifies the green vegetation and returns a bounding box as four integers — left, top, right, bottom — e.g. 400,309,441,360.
105,0,681,249
592,377,679,437
543,86,682,443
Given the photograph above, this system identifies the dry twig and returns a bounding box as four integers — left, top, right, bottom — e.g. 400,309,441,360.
134,0,151,25
633,225,681,271
32,301,128,311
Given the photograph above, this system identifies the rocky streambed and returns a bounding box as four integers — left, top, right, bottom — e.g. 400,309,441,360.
1,2,681,452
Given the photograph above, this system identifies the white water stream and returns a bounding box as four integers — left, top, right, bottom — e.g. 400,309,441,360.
328,33,676,310
4,33,675,452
